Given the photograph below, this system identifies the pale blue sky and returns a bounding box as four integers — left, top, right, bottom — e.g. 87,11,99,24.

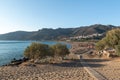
0,0,120,34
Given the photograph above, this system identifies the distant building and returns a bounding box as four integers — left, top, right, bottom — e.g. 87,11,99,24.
69,33,103,40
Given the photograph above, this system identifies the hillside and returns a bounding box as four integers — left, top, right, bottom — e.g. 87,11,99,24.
72,24,115,36
0,24,117,40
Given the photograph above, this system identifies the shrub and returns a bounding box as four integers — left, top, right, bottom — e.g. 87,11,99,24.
24,42,70,61
95,38,106,51
105,28,120,48
24,42,54,59
51,43,70,57
115,45,120,56
95,28,120,56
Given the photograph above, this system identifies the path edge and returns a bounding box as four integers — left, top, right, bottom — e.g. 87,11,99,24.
80,59,107,80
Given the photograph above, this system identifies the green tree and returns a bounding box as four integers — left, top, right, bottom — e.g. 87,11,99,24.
95,37,109,51
24,42,54,59
115,45,120,56
105,28,120,48
51,43,70,57
95,28,120,56
95,39,105,51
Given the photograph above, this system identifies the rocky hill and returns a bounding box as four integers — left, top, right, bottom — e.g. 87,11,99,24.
0,24,117,40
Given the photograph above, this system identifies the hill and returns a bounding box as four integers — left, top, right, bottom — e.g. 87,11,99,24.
0,24,117,40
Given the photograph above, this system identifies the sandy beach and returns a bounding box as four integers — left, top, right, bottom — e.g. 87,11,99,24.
0,60,95,80
0,41,96,80
68,41,120,80
0,41,120,80
83,58,120,80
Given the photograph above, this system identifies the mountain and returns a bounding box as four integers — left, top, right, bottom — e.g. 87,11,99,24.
0,24,117,40
0,31,35,40
72,24,115,36
28,28,73,40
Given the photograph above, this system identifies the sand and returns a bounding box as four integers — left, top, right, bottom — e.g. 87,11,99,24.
0,61,95,80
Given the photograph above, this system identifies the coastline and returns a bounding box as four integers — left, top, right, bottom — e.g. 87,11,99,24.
1,41,120,79
0,40,71,66
0,41,96,80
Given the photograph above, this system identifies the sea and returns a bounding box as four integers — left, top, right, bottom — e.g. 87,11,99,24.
0,40,71,66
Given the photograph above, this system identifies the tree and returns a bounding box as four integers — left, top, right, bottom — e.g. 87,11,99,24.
115,45,120,56
95,38,105,51
24,42,54,59
24,42,70,61
51,43,70,57
105,28,120,48
95,28,120,56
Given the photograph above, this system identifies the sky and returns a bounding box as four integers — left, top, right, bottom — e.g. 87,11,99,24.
0,0,120,34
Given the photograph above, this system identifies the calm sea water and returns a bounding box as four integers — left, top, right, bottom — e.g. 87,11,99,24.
0,40,71,66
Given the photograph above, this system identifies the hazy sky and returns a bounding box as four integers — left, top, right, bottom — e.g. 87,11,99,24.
0,0,120,34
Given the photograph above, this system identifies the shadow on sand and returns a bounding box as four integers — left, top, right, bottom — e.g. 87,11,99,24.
51,59,109,68
83,59,110,62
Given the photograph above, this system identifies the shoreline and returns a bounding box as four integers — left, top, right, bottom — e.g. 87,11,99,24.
0,41,96,80
0,40,71,66
1,41,120,79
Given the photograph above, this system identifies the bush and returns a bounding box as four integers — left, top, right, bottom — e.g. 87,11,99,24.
51,43,70,57
95,28,120,56
24,42,54,59
115,45,120,56
95,38,106,51
24,43,70,60
105,28,120,48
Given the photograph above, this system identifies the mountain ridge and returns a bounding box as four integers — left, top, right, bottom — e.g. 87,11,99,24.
0,24,117,40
